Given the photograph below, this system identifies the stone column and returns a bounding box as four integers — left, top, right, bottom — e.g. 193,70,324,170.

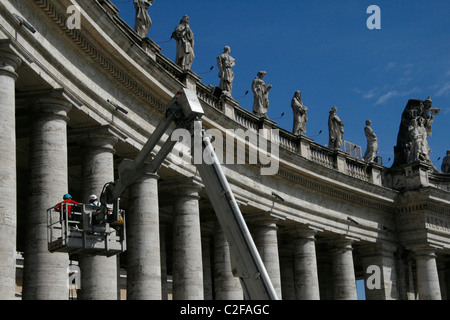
22,90,72,300
291,226,320,300
414,247,442,300
171,179,204,300
437,261,447,300
76,127,119,300
127,169,161,300
407,258,418,300
214,220,243,300
251,214,282,298
160,221,169,300
202,224,214,300
278,237,295,300
0,40,21,300
444,259,450,301
317,244,334,300
331,238,357,300
360,244,399,300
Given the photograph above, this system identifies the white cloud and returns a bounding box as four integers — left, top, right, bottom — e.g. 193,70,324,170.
385,62,396,71
363,90,376,99
375,87,422,105
436,82,450,97
376,90,398,105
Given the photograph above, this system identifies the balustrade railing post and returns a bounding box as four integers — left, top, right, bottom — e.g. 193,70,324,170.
335,150,347,173
298,135,312,160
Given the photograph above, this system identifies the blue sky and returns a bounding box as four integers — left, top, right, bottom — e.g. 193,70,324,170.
110,0,450,168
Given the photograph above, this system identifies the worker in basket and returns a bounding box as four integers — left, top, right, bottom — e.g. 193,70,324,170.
54,194,80,217
88,194,100,206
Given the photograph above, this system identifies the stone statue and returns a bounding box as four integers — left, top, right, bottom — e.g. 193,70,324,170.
328,106,344,150
133,0,153,38
171,15,195,70
407,116,432,163
291,91,308,135
217,46,235,96
252,71,272,118
392,96,440,168
441,150,450,173
363,120,378,162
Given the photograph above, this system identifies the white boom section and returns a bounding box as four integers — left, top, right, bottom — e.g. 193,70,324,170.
193,120,278,300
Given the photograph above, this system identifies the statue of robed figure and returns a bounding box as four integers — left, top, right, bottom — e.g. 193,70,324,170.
252,71,272,118
328,106,344,150
217,46,235,96
171,15,195,70
292,91,308,135
133,0,153,38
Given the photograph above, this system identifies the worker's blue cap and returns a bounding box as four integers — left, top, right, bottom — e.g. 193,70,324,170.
63,194,72,200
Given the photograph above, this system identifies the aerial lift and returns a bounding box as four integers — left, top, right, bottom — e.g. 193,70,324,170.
48,88,278,300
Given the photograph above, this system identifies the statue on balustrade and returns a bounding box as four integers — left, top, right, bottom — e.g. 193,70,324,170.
133,0,154,38
217,46,235,96
408,116,431,163
363,120,378,162
252,71,272,118
291,91,308,135
392,96,440,168
328,106,344,150
171,15,195,70
442,150,450,173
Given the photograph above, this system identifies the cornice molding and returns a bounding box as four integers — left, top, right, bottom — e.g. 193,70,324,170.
33,0,166,113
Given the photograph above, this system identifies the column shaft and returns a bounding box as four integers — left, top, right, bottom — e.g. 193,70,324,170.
332,239,357,300
292,228,320,300
23,93,72,299
172,182,204,300
160,223,169,300
214,222,243,300
279,247,296,300
252,216,282,298
202,233,213,300
0,41,21,300
77,130,119,300
127,172,161,300
415,248,442,300
317,246,334,300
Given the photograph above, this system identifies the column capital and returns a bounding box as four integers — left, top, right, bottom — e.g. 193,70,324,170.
284,224,321,239
71,125,126,152
0,40,22,80
331,235,357,252
160,176,203,199
412,246,438,258
248,212,279,229
30,89,73,121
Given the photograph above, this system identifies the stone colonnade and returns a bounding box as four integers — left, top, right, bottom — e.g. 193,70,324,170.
0,41,448,300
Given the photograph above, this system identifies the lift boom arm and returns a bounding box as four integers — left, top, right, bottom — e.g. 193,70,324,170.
101,88,278,300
